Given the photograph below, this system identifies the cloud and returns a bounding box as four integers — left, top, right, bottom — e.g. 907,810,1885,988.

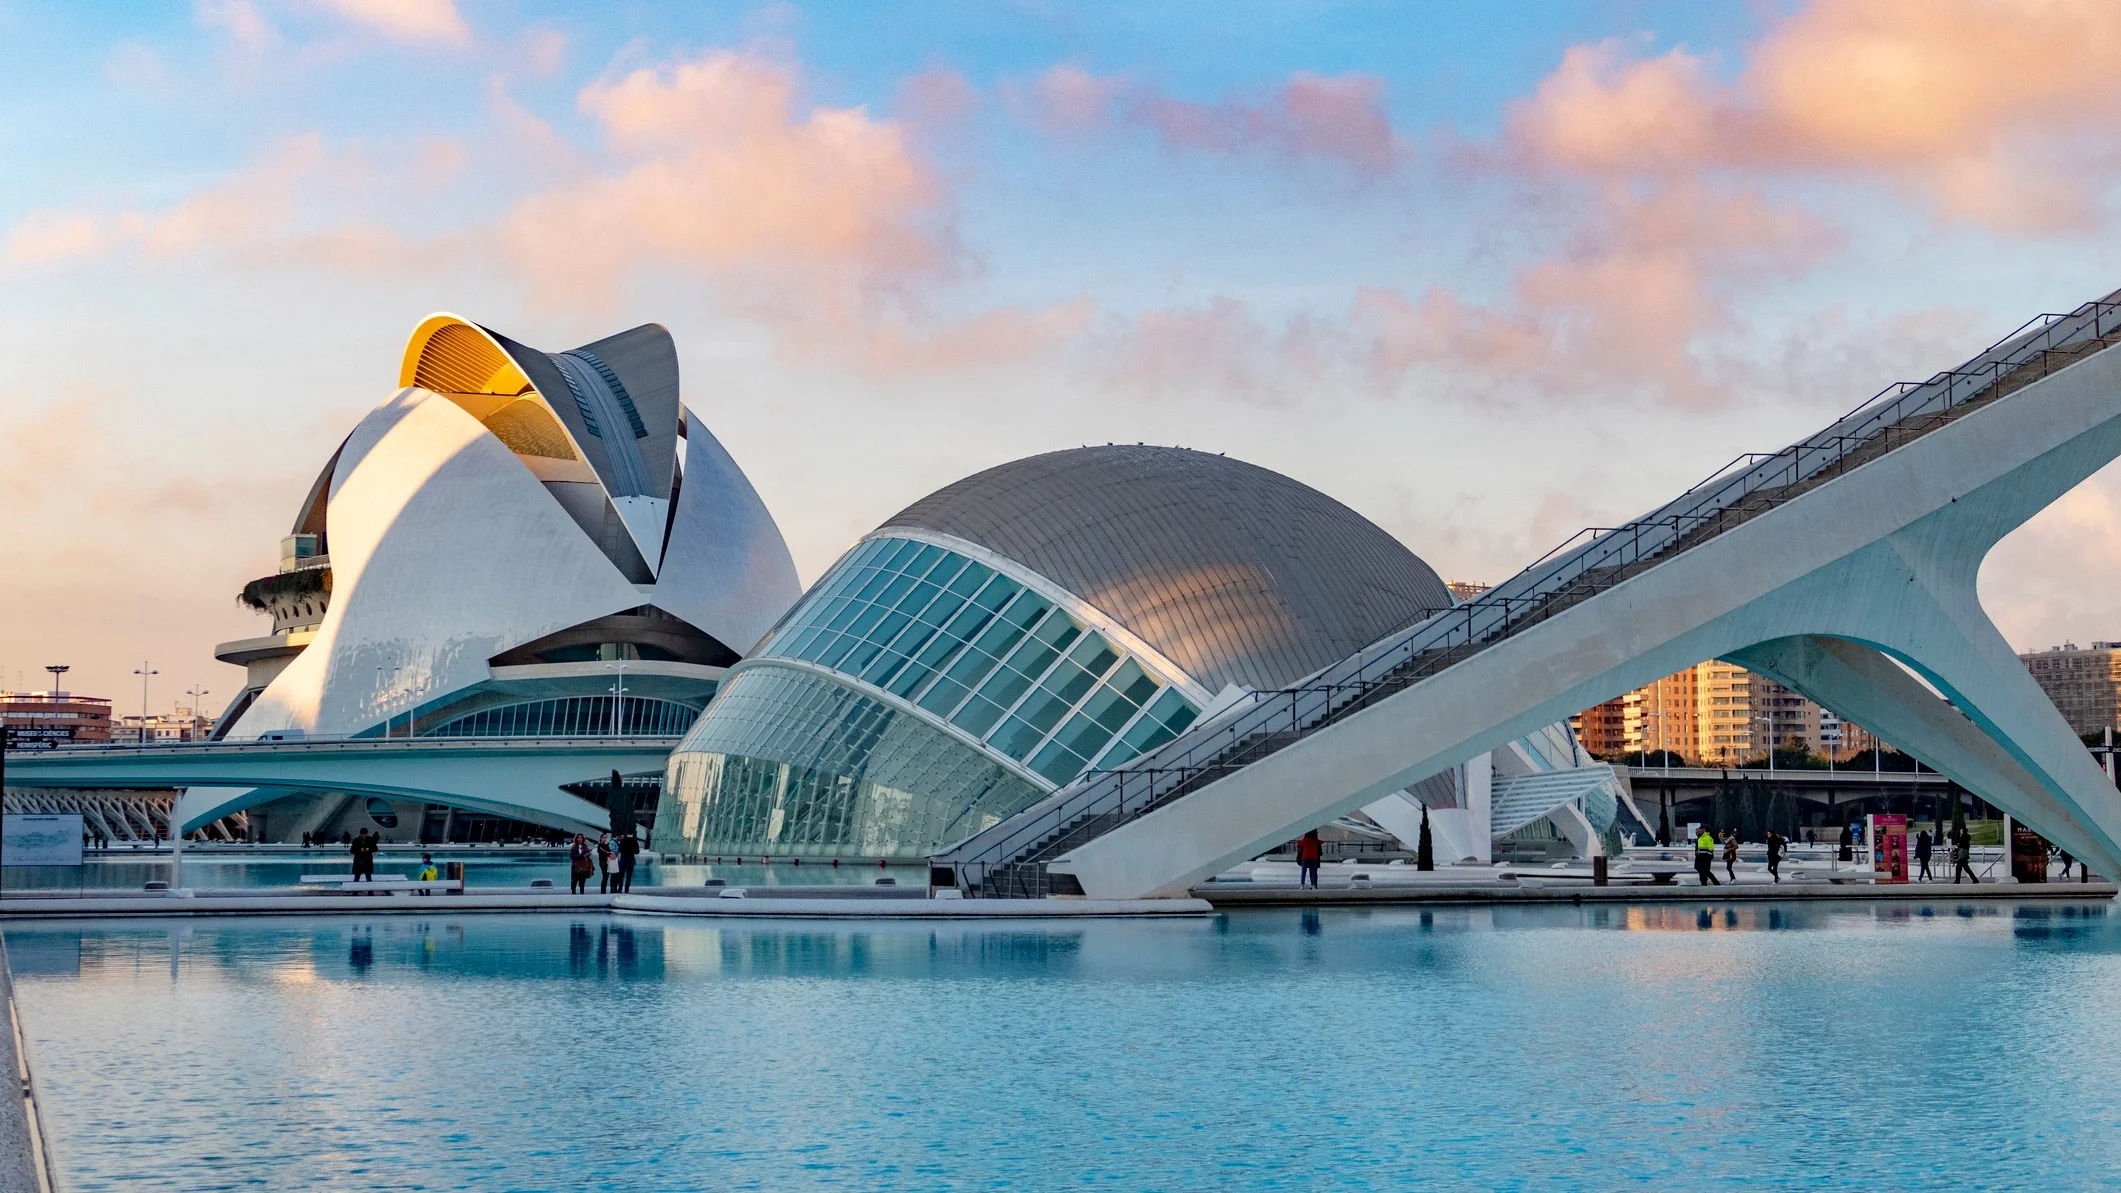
495,50,953,311
1509,1,2121,231
896,65,977,129
319,0,471,44
4,134,433,274
1019,65,1402,174
1356,184,1838,406
194,0,276,50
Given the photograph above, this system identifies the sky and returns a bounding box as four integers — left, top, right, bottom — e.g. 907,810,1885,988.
7,0,2121,714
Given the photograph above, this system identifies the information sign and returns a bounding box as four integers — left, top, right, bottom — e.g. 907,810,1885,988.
1,814,83,867
1,727,73,752
1870,813,1909,883
2011,824,2051,884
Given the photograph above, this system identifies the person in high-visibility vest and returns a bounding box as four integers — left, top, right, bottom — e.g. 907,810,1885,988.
1695,828,1720,885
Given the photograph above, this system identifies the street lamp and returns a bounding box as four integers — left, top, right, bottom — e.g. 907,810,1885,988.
183,686,210,741
133,662,159,746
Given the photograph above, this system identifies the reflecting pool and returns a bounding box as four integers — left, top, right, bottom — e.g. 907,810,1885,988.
0,854,915,892
10,901,2121,1190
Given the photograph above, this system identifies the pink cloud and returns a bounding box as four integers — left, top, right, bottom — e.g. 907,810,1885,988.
1357,184,1837,406
1139,72,1398,174
497,51,952,310
1020,65,1401,173
1509,1,2121,231
896,66,978,129
320,0,470,45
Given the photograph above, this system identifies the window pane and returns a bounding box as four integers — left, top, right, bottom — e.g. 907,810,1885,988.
989,714,1048,761
951,694,1010,738
879,538,924,571
1028,738,1089,785
946,561,993,598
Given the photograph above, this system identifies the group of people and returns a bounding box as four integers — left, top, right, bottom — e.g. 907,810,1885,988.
569,830,641,895
1693,827,1796,884
1911,825,1982,883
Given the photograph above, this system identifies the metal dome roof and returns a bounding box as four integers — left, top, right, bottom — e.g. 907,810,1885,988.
879,445,1452,693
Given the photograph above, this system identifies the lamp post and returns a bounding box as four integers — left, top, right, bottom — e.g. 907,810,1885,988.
132,662,159,746
183,686,210,742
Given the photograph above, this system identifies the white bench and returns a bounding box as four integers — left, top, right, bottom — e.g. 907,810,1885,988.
299,874,462,894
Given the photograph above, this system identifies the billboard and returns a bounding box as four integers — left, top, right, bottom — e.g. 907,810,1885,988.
2,814,84,867
1870,813,1909,884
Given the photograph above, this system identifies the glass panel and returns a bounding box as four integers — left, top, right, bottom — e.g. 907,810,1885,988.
988,714,1049,762
1095,689,1200,769
1089,662,1152,729
913,675,972,718
902,541,945,578
1005,685,1075,741
1028,737,1090,785
879,538,924,571
922,553,969,590
950,694,1010,738
946,560,993,597
870,572,919,610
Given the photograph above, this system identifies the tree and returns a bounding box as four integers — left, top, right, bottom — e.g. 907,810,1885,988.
1416,803,1434,871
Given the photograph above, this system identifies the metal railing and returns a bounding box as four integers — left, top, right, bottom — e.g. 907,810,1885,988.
936,288,2121,894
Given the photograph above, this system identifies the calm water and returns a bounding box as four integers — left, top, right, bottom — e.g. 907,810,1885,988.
0,855,913,892
9,901,2121,1191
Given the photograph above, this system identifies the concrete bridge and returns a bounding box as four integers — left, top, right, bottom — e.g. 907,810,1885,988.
0,737,676,836
938,289,2121,897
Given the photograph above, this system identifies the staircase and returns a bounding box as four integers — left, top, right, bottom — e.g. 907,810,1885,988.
933,289,2121,896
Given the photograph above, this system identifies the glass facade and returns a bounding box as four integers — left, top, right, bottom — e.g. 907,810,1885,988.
656,535,1205,859
420,695,704,738
655,665,1045,858
760,536,1199,785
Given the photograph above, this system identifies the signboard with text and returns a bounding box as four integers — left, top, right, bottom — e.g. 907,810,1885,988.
1,814,83,867
2,727,73,752
2011,824,2051,884
1870,813,1909,884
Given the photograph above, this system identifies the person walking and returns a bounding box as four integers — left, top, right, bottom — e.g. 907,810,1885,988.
1722,830,1739,883
617,830,640,894
1694,827,1720,885
1765,829,1784,883
596,831,616,894
415,853,439,895
569,833,595,895
1296,830,1323,890
1952,825,1979,884
1915,829,1934,882
350,828,378,883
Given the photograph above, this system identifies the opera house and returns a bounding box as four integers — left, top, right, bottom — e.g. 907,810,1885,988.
203,314,799,841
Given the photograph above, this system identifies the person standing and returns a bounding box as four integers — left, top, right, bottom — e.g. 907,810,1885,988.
1722,830,1739,883
569,833,594,895
1765,829,1784,883
1915,829,1934,882
617,830,640,893
350,828,378,883
596,831,616,894
1694,827,1720,885
1295,830,1323,890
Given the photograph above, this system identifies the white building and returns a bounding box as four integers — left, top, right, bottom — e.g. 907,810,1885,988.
202,314,801,842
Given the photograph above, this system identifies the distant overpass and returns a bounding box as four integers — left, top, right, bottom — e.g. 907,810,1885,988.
1,736,677,835
1616,764,1955,806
